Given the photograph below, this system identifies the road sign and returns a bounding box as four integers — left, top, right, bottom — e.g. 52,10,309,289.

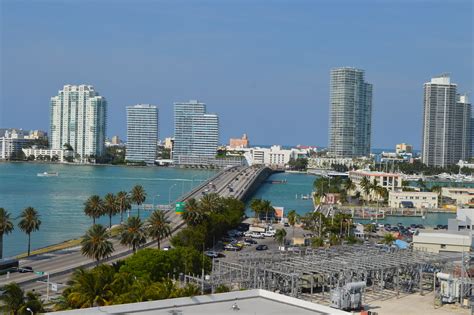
175,202,185,214
34,271,44,275
51,283,58,292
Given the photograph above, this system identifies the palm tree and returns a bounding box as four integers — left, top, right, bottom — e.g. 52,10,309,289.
344,178,356,196
103,193,119,229
0,208,14,259
116,191,131,224
18,207,41,256
81,224,114,265
120,216,147,253
65,267,114,308
0,282,24,314
84,195,105,224
130,185,146,218
182,198,205,226
287,210,298,238
250,198,262,222
199,193,221,214
360,177,371,204
431,185,442,207
260,200,275,223
275,228,287,247
382,233,397,245
147,210,171,249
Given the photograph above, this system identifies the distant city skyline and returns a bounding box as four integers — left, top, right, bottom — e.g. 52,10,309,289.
1,1,472,149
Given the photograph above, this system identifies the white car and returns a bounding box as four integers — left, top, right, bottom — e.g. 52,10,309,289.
262,231,275,237
250,232,264,239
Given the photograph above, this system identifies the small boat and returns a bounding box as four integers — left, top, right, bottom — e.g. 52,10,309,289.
37,172,59,177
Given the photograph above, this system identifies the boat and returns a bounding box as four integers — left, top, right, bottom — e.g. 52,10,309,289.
37,172,59,177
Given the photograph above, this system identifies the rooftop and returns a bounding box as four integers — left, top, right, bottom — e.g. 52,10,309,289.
47,289,350,315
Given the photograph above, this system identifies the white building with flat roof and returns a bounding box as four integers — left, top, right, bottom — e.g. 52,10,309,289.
47,289,350,315
22,147,69,162
389,191,438,209
442,187,474,207
239,145,308,168
50,85,107,161
413,231,473,253
349,170,402,200
126,104,159,164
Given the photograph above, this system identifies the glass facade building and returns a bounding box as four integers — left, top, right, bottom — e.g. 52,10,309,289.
126,104,159,164
173,100,219,165
329,67,373,158
50,85,107,160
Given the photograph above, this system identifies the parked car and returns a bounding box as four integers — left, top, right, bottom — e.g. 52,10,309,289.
256,245,268,251
250,233,264,239
205,251,220,259
244,238,258,244
224,244,241,251
262,231,275,237
283,222,290,227
163,245,172,251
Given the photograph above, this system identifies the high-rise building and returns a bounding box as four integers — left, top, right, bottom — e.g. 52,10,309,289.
329,67,373,158
125,104,159,164
50,85,107,160
422,75,471,167
173,100,219,165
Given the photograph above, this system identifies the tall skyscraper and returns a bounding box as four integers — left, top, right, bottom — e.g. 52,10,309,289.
126,104,159,164
173,100,219,165
422,75,471,167
329,67,373,158
50,85,107,160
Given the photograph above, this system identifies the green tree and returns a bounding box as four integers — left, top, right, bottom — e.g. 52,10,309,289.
287,209,298,238
199,193,221,214
104,193,119,229
0,283,44,315
84,195,105,225
18,207,41,256
130,185,146,218
0,208,14,259
120,216,147,253
116,191,131,224
81,224,114,265
344,178,356,195
65,266,115,308
260,200,275,223
382,233,397,245
311,237,324,248
147,210,171,249
275,228,287,247
182,198,206,226
360,176,371,203
250,198,262,222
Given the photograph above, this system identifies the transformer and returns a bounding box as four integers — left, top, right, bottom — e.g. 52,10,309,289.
330,281,366,310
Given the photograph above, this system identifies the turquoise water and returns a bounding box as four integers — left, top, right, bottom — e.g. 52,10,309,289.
0,162,216,257
0,163,457,258
247,172,456,227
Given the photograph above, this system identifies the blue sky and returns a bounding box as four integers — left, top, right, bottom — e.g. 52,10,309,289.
1,0,472,149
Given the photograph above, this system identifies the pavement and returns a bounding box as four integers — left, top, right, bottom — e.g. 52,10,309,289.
0,165,268,299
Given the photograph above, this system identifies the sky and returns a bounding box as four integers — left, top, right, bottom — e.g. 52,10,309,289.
0,0,472,149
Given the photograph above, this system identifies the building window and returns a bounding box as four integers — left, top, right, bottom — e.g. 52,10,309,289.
440,244,446,249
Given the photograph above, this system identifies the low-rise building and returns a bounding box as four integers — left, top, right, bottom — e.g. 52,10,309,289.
47,289,351,315
413,231,473,253
349,170,402,200
0,129,35,160
388,191,438,208
448,208,474,232
396,143,413,154
229,133,249,148
22,147,69,162
243,145,308,168
442,187,474,207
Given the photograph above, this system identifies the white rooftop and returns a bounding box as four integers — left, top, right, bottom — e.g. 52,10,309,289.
48,289,350,315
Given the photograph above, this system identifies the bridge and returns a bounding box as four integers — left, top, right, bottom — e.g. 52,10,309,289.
0,165,274,298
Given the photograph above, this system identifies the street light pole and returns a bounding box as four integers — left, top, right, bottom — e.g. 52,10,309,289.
26,308,33,315
46,272,50,301
152,194,160,210
168,184,177,206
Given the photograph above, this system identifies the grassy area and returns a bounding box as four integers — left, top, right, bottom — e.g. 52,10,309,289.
15,225,123,259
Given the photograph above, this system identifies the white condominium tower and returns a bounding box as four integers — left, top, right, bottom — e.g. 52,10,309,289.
422,75,471,167
126,104,159,164
50,85,107,160
329,67,373,158
173,100,219,165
